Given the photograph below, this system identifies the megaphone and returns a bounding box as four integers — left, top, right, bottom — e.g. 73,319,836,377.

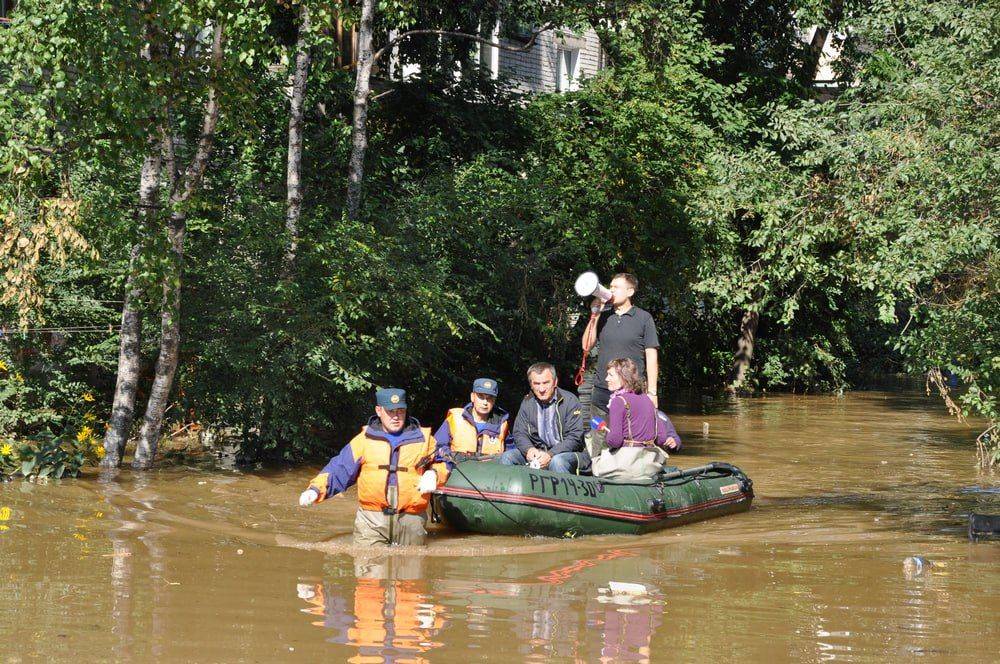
574,271,612,303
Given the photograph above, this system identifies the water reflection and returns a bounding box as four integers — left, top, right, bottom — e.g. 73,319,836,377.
3,390,998,661
298,549,667,663
299,554,445,663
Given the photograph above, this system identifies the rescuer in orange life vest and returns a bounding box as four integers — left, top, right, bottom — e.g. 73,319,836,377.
433,377,511,461
298,388,448,546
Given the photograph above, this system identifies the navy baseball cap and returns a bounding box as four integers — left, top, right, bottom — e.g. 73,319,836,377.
472,378,499,397
376,387,407,410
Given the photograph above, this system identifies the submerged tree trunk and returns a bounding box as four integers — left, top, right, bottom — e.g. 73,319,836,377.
283,3,310,275
102,146,162,468
727,310,759,393
102,7,163,468
133,208,184,469
133,24,224,469
345,0,376,223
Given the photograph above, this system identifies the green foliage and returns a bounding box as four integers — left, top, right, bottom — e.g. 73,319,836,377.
0,432,93,481
692,0,998,456
1,0,995,466
0,346,104,479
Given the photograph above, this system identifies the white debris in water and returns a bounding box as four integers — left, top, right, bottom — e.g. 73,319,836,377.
608,581,647,595
597,583,659,606
236,549,244,555
903,556,929,579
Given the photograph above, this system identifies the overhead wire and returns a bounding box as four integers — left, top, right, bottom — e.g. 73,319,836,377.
1,326,121,334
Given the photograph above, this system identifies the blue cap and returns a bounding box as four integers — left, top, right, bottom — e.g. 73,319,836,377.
376,388,407,410
472,378,499,397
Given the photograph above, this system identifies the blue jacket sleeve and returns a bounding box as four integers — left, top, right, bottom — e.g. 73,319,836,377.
433,420,452,447
433,420,455,468
308,443,362,501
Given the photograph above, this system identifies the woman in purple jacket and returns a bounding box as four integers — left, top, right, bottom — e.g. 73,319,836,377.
591,358,680,481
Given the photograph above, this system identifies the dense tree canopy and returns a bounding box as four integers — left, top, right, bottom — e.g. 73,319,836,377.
1,0,996,471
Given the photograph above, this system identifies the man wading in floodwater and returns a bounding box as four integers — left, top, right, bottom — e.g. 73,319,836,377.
298,388,448,546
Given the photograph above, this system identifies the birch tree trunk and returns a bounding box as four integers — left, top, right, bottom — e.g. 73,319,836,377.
101,145,162,468
283,3,310,275
133,207,184,469
345,0,376,223
133,24,224,469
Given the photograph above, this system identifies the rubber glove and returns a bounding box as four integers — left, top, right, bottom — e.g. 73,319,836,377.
417,470,438,494
299,488,319,506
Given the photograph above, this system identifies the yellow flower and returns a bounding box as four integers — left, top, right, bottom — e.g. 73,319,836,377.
83,412,97,422
0,443,13,457
0,506,10,521
82,392,95,403
12,372,23,383
0,359,8,372
93,444,106,460
76,426,95,443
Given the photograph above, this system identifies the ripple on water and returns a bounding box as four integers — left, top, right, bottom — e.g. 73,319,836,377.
2,390,999,661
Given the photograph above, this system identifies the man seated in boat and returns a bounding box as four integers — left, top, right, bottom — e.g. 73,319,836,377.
500,362,591,474
433,377,512,462
297,388,448,546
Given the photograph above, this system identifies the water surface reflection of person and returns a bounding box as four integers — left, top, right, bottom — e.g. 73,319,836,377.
298,554,444,663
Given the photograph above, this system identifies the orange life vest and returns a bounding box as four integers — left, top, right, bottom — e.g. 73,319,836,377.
444,407,509,455
348,578,445,657
352,424,446,515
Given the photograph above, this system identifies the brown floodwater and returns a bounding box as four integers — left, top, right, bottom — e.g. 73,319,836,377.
2,390,998,662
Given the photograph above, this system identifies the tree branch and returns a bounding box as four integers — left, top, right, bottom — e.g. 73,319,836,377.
371,22,555,67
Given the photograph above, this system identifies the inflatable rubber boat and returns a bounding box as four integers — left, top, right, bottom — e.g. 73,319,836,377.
433,460,753,537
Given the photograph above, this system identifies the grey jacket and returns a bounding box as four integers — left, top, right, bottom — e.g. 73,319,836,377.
510,387,586,456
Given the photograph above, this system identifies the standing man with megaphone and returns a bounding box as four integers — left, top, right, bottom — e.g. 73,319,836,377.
580,273,660,457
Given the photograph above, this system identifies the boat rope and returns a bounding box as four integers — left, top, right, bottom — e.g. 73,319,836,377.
443,456,552,538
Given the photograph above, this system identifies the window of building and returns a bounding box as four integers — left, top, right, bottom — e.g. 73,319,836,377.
557,48,580,92
503,21,535,44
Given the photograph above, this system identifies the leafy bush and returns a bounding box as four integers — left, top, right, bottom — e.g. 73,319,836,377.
0,349,105,479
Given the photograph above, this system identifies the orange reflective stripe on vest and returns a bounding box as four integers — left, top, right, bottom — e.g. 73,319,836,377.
445,408,508,455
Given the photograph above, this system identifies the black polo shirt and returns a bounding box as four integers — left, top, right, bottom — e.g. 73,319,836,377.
594,305,659,389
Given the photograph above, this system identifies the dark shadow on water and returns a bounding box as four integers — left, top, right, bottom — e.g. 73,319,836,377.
760,482,1000,540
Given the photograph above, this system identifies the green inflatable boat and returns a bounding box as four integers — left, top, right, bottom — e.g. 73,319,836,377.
433,460,754,537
